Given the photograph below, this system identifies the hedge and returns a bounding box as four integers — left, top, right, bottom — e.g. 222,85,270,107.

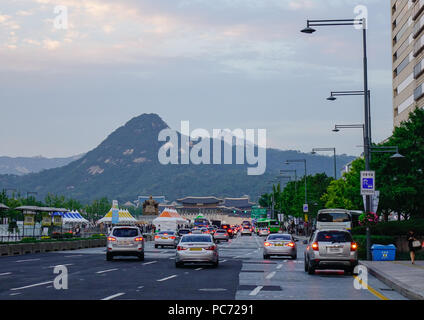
352,219,424,236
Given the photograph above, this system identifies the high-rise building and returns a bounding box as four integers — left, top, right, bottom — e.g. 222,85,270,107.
391,0,424,127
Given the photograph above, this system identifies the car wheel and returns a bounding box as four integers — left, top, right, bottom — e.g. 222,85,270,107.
263,254,270,259
292,255,297,260
307,261,315,275
175,262,183,268
304,258,309,272
212,260,219,268
154,244,158,249
106,253,113,261
138,253,144,261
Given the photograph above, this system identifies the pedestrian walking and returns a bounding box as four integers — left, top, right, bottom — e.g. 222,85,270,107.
408,230,421,264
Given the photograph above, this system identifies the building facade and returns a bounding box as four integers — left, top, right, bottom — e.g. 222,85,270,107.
392,0,424,127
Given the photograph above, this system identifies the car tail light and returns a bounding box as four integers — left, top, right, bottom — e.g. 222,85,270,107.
287,242,295,247
351,242,358,251
206,245,216,251
107,237,116,242
312,242,319,251
177,246,187,251
163,233,168,236
169,236,176,239
134,237,144,242
154,235,160,239
264,242,271,247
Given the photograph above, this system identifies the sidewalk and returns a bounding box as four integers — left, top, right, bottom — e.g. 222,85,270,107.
360,260,424,300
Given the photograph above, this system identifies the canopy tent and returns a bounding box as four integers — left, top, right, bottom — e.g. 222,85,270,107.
96,208,137,225
62,210,90,225
152,208,188,231
0,203,9,210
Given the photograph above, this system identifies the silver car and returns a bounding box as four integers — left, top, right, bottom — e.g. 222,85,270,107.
154,230,179,249
106,226,145,261
258,228,270,237
213,229,229,242
304,229,358,275
241,226,252,236
175,234,219,268
263,233,297,259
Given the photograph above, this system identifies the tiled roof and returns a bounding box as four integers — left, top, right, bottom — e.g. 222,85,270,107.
177,196,222,204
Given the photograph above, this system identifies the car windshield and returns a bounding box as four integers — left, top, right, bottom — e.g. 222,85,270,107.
318,212,351,223
178,230,190,234
181,236,212,243
112,228,138,237
317,231,353,242
268,235,291,241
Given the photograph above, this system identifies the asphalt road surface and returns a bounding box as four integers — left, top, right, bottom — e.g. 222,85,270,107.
0,233,408,300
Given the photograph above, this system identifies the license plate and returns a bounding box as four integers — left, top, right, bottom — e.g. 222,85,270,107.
275,244,283,246
161,237,168,239
190,248,202,251
119,241,130,245
328,248,343,253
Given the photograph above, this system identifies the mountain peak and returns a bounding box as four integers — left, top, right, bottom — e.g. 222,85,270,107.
124,113,169,131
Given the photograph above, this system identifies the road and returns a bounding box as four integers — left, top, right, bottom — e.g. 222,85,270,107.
0,233,408,300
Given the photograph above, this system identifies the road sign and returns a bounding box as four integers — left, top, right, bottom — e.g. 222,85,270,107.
251,207,267,219
361,171,375,195
303,204,309,213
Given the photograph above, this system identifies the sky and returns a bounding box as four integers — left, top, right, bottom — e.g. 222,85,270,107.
0,0,392,158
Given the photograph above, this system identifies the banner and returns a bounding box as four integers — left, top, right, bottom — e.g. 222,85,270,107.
42,215,52,227
24,214,35,226
53,215,62,226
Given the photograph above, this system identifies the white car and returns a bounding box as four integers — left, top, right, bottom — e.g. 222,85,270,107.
241,226,252,236
106,226,145,261
154,230,179,248
258,228,270,237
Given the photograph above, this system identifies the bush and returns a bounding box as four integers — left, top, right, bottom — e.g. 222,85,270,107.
352,219,424,236
20,237,37,243
91,234,106,239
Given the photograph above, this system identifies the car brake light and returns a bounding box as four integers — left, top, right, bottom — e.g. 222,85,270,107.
107,237,116,241
154,235,160,239
264,242,271,247
177,246,187,251
287,242,295,247
134,237,144,242
206,245,216,251
312,242,319,251
351,242,358,251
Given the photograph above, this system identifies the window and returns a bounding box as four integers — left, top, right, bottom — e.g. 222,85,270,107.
181,235,212,242
317,212,351,223
317,231,353,243
113,228,138,237
268,235,291,241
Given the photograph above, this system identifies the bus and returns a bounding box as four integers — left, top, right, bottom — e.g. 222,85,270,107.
255,219,280,234
316,209,352,231
194,216,209,228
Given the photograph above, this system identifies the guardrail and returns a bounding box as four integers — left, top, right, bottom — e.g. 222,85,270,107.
0,238,106,257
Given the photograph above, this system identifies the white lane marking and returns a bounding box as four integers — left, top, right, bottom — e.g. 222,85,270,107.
11,281,53,291
46,286,53,288
96,268,118,274
169,257,175,260
276,264,283,270
9,293,21,296
15,258,40,263
199,288,227,292
195,268,203,271
157,275,177,282
64,255,83,258
265,271,276,280
221,260,227,263
0,272,12,276
142,261,157,265
101,293,125,300
137,286,144,289
249,286,263,296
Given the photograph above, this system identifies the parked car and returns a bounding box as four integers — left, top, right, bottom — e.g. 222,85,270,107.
106,226,145,261
263,233,297,259
175,234,219,268
304,229,358,275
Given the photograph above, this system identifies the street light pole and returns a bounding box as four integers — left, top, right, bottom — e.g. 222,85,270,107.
302,18,372,260
312,148,337,179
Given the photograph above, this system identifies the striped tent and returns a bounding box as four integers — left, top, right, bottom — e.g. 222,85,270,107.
96,208,137,225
